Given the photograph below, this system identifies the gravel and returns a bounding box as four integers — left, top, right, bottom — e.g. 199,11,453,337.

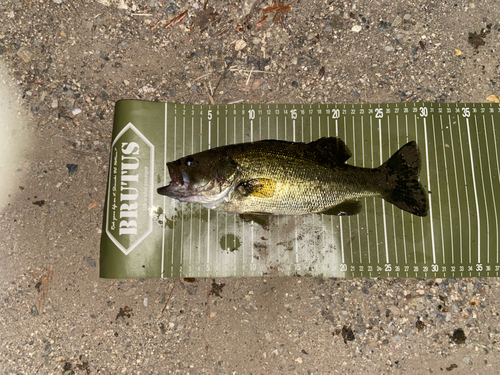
1,0,499,373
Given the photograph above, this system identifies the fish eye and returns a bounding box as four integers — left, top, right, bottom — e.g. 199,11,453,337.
185,157,194,166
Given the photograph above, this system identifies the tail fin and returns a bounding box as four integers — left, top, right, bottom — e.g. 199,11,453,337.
378,141,428,216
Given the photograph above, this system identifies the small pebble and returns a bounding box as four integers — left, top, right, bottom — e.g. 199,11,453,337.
392,15,402,27
67,164,78,177
234,40,247,51
30,305,39,317
351,25,362,33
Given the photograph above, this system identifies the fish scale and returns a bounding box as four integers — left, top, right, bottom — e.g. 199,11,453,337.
221,147,376,215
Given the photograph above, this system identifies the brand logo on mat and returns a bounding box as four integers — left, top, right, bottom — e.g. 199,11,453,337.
106,123,154,255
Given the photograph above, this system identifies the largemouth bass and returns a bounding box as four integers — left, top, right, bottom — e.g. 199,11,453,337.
157,137,428,218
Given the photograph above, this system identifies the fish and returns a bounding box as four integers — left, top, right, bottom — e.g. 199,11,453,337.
157,137,428,220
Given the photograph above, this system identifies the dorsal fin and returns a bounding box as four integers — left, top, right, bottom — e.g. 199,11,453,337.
306,137,352,165
251,137,352,166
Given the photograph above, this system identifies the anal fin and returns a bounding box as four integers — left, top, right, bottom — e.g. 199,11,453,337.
239,213,271,230
320,200,363,216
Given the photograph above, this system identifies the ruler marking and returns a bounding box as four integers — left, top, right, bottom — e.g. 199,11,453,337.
466,116,480,264
321,108,325,268
449,113,463,264
361,115,370,266
292,105,298,272
259,111,262,141
440,114,454,264
284,109,287,140
423,116,436,265
267,114,270,139
327,113,330,136
171,113,178,274
344,118,353,267
370,114,380,264
179,116,186,276
414,113,426,265
379,118,389,265
474,112,489,267
466,115,480,267
264,105,271,276
189,116,195,274
392,116,398,265
433,115,445,264
339,115,346,267
216,114,220,276
349,117,355,266
407,112,416,267
240,106,246,274
161,103,168,278
483,113,498,266
456,116,472,264
275,114,278,140
310,114,313,141
250,107,255,275
198,117,203,274
490,112,500,264
233,107,237,275
330,110,335,271
354,114,362,265
403,109,409,265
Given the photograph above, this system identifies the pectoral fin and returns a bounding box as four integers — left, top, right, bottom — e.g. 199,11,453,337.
320,200,363,216
236,178,276,198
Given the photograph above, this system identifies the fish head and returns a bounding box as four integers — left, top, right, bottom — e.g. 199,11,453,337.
157,150,239,207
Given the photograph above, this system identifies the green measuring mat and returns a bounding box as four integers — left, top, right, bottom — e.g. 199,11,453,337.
100,100,500,279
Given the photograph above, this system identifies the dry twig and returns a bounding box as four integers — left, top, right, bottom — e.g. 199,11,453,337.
263,1,295,26
164,10,188,29
203,82,215,104
256,15,268,28
31,265,54,314
161,279,177,313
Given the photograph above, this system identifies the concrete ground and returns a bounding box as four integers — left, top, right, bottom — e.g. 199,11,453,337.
1,0,500,373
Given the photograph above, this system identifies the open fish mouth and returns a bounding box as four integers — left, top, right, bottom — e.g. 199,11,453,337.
157,162,233,207
157,162,215,200
157,162,191,198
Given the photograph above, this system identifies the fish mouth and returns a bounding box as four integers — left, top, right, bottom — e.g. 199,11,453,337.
157,162,191,198
157,162,230,205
